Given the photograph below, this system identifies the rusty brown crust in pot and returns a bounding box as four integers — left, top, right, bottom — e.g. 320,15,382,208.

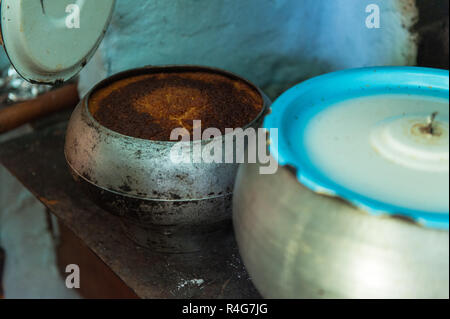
89,71,263,141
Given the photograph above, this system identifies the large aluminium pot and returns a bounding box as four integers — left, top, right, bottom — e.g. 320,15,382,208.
65,65,270,253
233,67,449,298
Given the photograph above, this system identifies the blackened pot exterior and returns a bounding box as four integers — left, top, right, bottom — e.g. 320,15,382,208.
65,65,270,253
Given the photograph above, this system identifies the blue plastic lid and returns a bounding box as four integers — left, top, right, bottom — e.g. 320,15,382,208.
264,67,449,229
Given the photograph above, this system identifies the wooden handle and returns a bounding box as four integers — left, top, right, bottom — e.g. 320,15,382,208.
0,83,79,134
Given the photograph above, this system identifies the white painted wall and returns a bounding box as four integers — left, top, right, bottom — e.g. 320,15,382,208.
79,0,418,98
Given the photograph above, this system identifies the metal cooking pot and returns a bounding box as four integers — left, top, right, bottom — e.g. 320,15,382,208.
65,65,270,253
234,161,449,298
233,67,449,298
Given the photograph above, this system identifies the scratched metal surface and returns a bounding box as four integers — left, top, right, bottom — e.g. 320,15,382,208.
0,118,260,299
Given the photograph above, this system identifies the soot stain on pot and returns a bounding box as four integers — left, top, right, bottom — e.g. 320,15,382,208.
136,191,147,197
172,200,187,207
170,193,182,200
389,214,420,226
175,173,188,181
119,184,132,193
149,190,182,201
332,196,360,210
134,150,142,159
284,164,298,177
81,171,95,184
72,167,212,224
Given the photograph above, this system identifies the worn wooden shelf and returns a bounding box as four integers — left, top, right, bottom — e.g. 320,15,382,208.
0,119,260,299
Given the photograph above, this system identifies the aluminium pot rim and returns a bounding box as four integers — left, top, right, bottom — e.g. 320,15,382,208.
81,64,269,146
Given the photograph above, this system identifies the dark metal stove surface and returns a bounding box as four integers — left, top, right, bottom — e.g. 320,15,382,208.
0,118,260,299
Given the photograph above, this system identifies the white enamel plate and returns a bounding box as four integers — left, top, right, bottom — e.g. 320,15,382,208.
0,0,115,84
